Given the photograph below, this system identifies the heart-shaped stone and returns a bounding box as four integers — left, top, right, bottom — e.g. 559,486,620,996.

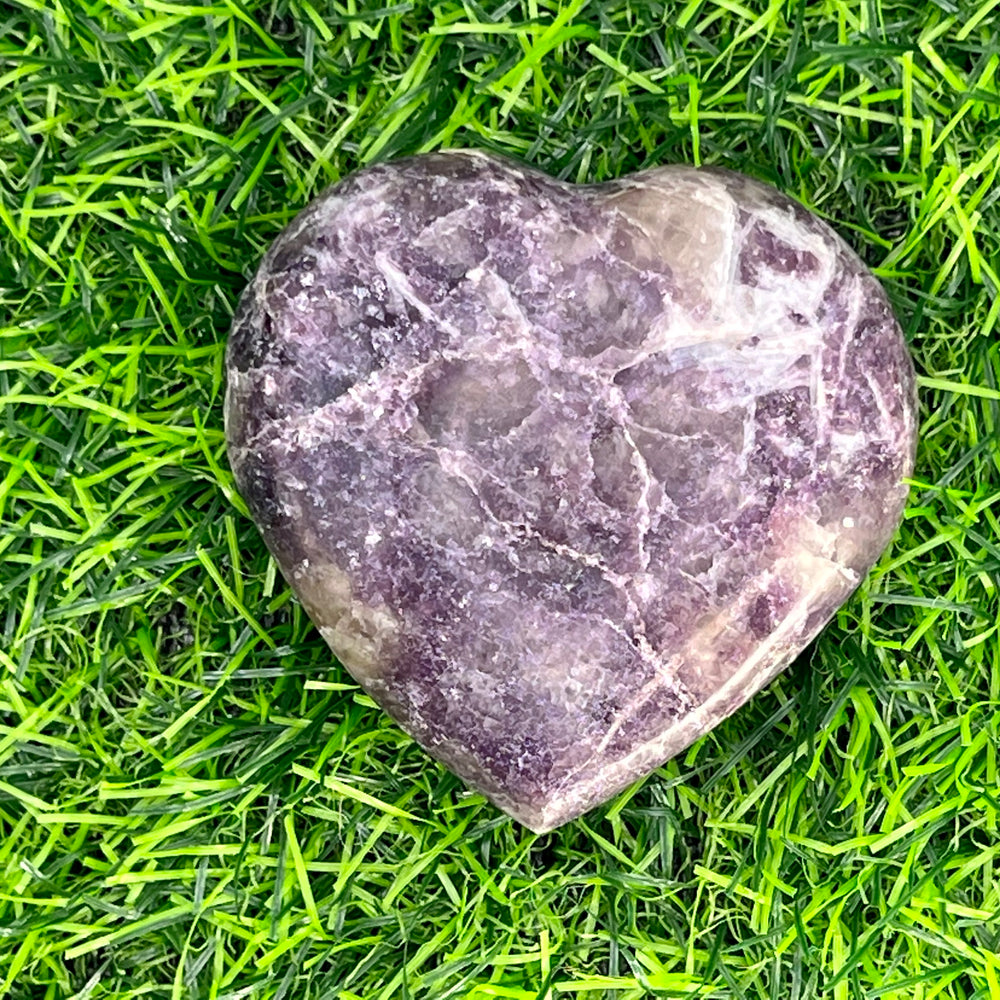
225,150,916,832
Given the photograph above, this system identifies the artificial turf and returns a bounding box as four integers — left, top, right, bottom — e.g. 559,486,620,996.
1,0,999,997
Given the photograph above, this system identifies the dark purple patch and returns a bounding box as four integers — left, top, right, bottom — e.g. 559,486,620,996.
739,220,820,285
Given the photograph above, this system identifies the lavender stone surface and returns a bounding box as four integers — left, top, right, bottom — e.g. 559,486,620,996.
225,150,917,832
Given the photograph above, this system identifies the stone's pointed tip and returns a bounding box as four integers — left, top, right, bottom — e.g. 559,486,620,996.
491,797,576,836
225,149,917,827
502,807,558,837
522,817,563,837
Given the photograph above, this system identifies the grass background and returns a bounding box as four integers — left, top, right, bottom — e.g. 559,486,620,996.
2,0,999,997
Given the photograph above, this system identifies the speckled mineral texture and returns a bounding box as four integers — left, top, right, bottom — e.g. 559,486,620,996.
225,150,917,833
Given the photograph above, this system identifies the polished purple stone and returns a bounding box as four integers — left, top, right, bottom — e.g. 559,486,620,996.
225,151,917,832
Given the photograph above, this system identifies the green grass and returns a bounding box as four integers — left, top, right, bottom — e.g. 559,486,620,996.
1,0,999,997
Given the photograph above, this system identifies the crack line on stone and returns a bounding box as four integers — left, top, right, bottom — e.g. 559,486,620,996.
431,442,687,697
242,357,439,454
373,250,466,342
550,670,692,798
619,420,654,574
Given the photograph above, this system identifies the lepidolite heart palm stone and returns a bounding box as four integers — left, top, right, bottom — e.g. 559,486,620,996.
225,150,917,832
